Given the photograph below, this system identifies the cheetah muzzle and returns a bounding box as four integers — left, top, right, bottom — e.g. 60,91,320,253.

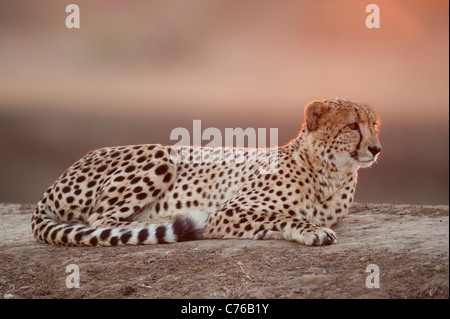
31,98,381,247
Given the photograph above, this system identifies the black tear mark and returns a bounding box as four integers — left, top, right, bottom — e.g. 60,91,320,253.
351,127,363,159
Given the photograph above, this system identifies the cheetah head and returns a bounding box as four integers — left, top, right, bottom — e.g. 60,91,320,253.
304,98,382,170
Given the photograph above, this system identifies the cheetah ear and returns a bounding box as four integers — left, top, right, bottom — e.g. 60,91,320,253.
305,100,330,131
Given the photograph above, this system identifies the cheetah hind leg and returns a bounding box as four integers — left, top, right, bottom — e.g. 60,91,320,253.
83,171,210,245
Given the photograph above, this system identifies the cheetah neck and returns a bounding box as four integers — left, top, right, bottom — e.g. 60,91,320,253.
286,133,357,196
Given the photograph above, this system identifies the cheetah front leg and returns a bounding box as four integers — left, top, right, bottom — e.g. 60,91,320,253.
205,206,337,246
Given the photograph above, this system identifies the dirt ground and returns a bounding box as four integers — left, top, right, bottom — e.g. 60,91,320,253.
0,202,448,299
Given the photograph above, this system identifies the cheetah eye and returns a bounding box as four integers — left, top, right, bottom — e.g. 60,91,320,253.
347,122,359,131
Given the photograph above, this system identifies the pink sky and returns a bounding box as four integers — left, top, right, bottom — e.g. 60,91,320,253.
0,0,448,123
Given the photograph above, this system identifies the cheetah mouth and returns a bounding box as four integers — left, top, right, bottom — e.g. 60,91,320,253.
351,153,371,164
351,151,379,166
357,156,378,166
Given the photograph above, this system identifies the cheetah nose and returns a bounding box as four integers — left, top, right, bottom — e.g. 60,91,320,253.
368,145,382,156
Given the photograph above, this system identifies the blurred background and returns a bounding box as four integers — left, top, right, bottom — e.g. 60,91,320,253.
0,0,448,205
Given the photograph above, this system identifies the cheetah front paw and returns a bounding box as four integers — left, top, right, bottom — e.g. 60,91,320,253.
298,227,337,246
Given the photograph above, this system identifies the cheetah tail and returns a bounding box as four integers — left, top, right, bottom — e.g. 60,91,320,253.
172,209,209,242
31,207,209,246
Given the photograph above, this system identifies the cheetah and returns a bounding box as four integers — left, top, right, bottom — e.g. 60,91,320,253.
31,98,381,246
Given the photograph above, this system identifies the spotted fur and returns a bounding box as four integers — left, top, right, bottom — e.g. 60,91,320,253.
31,98,381,246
